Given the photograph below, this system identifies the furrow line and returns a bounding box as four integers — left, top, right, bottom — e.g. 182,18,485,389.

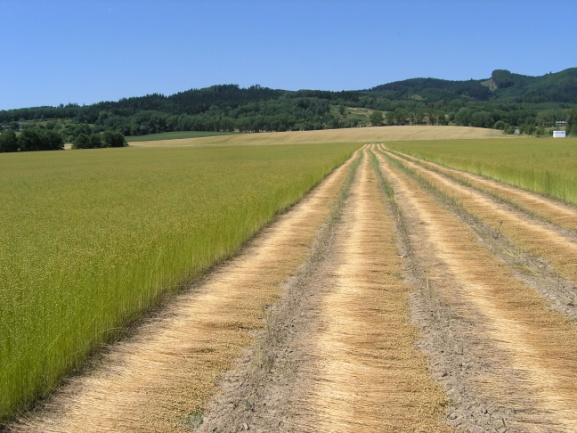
375,150,577,433
291,148,453,432
395,150,577,234
381,146,577,321
198,147,455,433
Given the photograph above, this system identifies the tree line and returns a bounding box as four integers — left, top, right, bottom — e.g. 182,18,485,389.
0,129,63,152
0,128,127,153
2,69,577,139
72,131,127,149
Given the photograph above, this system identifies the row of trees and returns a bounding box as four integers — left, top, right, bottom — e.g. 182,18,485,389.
0,129,127,153
6,103,571,143
72,131,127,149
0,129,63,152
93,97,342,134
92,101,576,136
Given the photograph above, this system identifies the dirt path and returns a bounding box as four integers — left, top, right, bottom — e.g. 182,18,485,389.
10,153,358,433
383,149,577,289
376,151,577,433
397,152,577,233
196,149,454,433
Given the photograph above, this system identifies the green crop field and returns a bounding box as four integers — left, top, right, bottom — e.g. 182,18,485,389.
0,142,357,421
127,131,236,142
388,137,577,205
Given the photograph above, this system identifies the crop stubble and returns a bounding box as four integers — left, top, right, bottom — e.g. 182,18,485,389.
376,148,577,432
7,139,577,433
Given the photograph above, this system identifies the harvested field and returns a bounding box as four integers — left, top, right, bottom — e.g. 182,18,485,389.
376,149,577,432
195,149,454,433
388,138,577,205
384,149,577,310
396,153,577,233
291,150,453,433
129,125,502,148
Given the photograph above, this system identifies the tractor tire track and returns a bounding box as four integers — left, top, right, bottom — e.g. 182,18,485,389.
376,151,577,433
9,152,359,433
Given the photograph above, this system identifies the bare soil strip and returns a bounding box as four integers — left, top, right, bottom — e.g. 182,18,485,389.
376,151,577,433
196,149,454,433
10,154,357,433
384,149,577,292
398,152,577,233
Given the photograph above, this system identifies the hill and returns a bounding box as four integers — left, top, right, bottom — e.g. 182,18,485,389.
1,68,576,144
371,68,577,103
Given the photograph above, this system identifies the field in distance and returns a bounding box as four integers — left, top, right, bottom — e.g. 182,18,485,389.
129,125,503,148
127,130,236,142
0,141,357,422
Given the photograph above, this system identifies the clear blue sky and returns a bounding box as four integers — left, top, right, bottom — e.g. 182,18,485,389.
1,0,576,109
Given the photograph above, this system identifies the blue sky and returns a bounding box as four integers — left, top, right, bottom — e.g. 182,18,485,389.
1,0,576,109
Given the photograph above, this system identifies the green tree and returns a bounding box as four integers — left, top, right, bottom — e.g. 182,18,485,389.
568,108,577,136
18,129,42,151
102,131,128,148
369,110,384,126
491,69,515,88
17,129,63,151
0,131,19,152
72,134,91,149
89,134,102,148
391,108,409,125
470,111,494,128
42,130,64,150
534,126,546,137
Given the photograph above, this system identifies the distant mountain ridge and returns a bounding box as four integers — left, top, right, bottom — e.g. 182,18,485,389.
370,68,577,103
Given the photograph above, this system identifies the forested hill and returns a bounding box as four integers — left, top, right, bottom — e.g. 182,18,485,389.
1,68,577,144
371,68,577,103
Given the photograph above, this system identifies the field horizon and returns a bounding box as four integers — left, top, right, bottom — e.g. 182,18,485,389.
128,124,504,147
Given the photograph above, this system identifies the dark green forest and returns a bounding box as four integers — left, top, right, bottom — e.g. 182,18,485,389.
1,68,577,152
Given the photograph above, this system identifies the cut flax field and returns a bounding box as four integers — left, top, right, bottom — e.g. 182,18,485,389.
386,151,577,285
9,153,356,433
400,153,577,233
130,125,503,148
377,150,577,432
291,150,453,433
